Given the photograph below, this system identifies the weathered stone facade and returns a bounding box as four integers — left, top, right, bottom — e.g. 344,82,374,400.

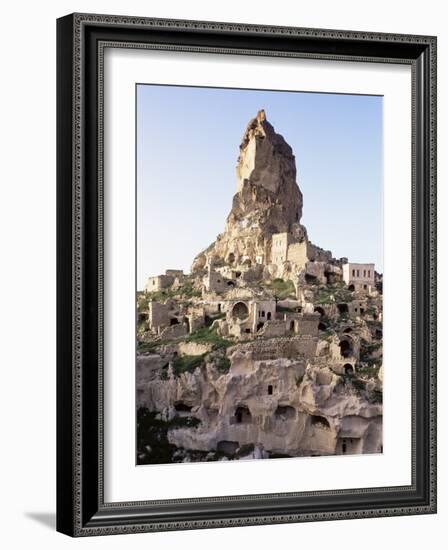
343,262,375,293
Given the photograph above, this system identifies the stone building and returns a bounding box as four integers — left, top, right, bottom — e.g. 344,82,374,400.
270,231,333,275
165,269,184,278
147,302,170,334
203,265,236,294
144,269,184,293
342,263,375,292
225,299,277,337
271,232,293,265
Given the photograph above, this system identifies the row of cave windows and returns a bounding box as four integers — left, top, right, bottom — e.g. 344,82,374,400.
177,401,332,429
175,393,353,426
232,406,331,428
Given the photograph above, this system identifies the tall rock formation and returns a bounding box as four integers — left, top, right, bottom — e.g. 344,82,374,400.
192,110,305,272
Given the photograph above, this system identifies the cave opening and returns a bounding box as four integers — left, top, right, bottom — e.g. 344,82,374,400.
339,338,353,358
343,364,354,375
310,415,330,429
337,303,349,315
234,406,252,424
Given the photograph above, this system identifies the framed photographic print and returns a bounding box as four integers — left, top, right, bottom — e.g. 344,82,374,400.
56,13,437,536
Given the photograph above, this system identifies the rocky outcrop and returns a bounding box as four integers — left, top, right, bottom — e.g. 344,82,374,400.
192,110,304,271
138,109,383,464
137,353,382,458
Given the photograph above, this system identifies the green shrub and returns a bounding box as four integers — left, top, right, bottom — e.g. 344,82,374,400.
370,389,383,404
137,340,161,353
172,354,205,376
136,408,201,465
359,365,381,379
315,284,354,305
186,326,231,351
214,355,231,374
145,281,201,303
351,378,366,392
261,278,296,300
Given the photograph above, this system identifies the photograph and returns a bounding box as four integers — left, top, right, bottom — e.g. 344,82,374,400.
135,85,384,465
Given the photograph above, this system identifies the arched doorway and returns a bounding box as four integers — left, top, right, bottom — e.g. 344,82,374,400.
234,406,252,424
232,302,249,321
339,337,353,358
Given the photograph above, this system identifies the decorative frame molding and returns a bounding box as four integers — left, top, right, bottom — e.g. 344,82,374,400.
57,13,437,537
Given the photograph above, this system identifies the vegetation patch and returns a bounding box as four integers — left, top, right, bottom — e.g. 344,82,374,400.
137,408,177,465
315,283,354,305
137,408,201,465
186,326,231,351
351,378,366,392
369,389,383,404
340,373,366,393
261,278,296,300
144,281,202,303
358,364,381,379
137,340,162,354
319,328,336,340
214,354,231,374
172,354,205,376
360,341,382,366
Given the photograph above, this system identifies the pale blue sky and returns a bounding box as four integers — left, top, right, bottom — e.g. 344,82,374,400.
137,84,383,290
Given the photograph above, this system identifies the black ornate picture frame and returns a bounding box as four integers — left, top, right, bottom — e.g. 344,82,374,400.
56,13,437,537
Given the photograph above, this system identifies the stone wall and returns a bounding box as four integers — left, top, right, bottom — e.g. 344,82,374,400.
287,240,308,270
145,274,174,292
297,313,320,337
271,232,292,265
231,335,318,361
148,302,170,333
160,323,187,339
342,262,375,292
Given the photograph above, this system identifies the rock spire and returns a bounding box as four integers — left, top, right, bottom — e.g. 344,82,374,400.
192,110,304,271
